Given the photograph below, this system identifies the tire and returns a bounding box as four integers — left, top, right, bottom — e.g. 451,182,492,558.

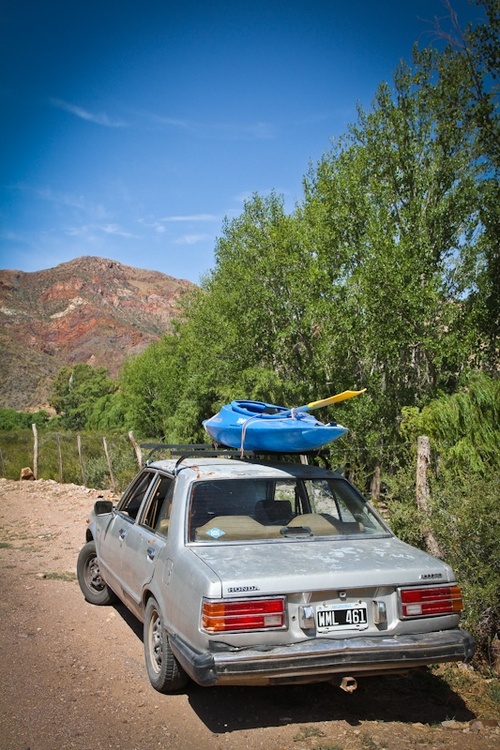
144,596,188,693
77,541,117,605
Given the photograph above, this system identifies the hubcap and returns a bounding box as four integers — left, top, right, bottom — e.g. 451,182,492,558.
87,556,105,592
149,610,163,674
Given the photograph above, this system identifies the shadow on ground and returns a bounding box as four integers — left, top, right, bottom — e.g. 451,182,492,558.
113,601,143,639
112,602,475,733
187,672,476,733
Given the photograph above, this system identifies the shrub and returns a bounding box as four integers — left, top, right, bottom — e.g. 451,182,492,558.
0,430,34,478
83,434,137,491
0,409,49,430
430,470,500,663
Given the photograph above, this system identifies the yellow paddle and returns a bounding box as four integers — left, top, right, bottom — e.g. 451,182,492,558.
292,389,366,413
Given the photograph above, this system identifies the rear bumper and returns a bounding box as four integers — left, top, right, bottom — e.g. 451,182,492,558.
170,628,475,687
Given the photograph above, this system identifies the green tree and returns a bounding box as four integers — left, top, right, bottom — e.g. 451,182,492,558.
119,334,192,439
419,1,500,370
50,364,117,430
299,32,491,479
86,391,128,431
120,3,498,478
401,372,500,474
198,193,321,396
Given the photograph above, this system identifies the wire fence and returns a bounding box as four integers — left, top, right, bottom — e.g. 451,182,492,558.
0,427,144,492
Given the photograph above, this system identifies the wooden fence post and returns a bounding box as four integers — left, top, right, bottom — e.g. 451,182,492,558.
32,423,38,479
77,435,86,487
55,433,63,483
128,430,143,468
103,437,118,494
416,436,442,558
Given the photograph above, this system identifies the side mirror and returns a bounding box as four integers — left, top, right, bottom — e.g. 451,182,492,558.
94,499,113,515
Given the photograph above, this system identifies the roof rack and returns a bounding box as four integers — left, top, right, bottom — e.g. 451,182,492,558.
140,442,331,470
140,442,255,465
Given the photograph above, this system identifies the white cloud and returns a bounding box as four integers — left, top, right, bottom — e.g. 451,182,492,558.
64,225,90,237
219,121,275,140
101,223,139,239
233,191,254,204
137,109,275,140
63,223,139,241
141,112,194,130
160,213,218,222
14,183,110,220
173,234,209,245
50,98,127,127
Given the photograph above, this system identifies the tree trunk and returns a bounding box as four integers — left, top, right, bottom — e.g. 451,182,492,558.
416,436,442,558
32,424,38,480
128,430,143,468
370,462,381,501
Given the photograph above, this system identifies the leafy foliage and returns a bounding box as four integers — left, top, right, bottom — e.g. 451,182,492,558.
50,364,118,431
389,373,500,659
113,7,499,463
401,372,500,474
431,470,500,661
0,409,49,430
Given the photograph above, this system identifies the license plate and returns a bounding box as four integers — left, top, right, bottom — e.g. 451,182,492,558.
316,603,368,631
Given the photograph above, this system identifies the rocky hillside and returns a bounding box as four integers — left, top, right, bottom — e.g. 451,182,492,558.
0,256,195,410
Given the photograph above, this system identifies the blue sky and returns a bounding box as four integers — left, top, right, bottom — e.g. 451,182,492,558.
0,0,483,283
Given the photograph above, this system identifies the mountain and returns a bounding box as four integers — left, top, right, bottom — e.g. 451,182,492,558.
0,256,195,410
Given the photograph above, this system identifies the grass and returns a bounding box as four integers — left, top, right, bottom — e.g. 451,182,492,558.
41,571,77,582
361,736,384,750
432,663,500,719
293,726,326,741
0,428,139,491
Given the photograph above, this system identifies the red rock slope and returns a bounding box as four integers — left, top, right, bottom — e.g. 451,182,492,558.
0,256,195,410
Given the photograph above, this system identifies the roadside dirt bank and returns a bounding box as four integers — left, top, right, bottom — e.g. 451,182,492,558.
0,478,498,750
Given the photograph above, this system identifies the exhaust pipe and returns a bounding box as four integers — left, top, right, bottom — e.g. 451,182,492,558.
339,676,358,693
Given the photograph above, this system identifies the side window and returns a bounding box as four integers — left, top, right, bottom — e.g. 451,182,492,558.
118,471,156,520
154,479,175,536
305,479,341,519
141,475,173,532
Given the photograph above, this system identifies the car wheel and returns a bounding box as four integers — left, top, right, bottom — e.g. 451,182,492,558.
77,541,117,605
144,596,188,693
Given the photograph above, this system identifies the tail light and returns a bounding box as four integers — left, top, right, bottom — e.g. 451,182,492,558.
202,597,286,632
399,585,463,618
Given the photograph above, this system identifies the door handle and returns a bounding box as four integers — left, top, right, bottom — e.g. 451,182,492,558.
147,546,156,561
119,528,126,540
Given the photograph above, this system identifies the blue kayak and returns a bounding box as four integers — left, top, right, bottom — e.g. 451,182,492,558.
203,400,348,452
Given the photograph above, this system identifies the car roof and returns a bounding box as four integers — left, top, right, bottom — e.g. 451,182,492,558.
146,456,342,481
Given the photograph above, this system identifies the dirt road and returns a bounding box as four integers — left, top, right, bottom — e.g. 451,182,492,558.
0,478,498,750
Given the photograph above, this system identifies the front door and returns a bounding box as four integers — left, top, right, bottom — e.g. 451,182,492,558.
120,474,174,609
98,469,158,597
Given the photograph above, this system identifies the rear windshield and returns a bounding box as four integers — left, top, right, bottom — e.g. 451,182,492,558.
187,477,389,543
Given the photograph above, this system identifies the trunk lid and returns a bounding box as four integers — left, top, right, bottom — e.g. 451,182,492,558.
191,536,453,596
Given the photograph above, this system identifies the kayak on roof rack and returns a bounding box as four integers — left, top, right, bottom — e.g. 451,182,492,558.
202,399,350,452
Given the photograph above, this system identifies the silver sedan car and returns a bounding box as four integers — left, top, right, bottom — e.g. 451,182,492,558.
77,448,474,693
